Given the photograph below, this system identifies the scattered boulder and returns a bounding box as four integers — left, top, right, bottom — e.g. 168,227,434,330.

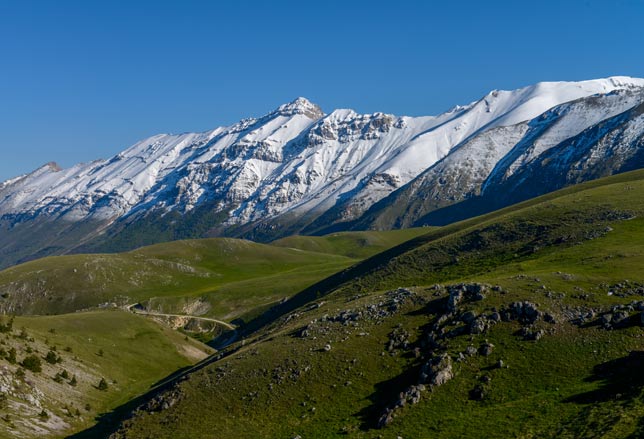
387,326,410,352
601,313,613,329
479,342,494,356
377,409,394,428
377,383,426,428
421,354,453,387
518,326,546,341
469,317,489,334
298,326,311,338
612,311,630,326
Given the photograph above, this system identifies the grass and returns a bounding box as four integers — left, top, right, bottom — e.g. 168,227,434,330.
269,227,431,259
96,169,644,438
0,238,353,319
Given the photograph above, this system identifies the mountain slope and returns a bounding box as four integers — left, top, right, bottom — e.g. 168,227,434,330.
2,77,644,268
81,170,644,439
485,100,644,205
356,87,644,230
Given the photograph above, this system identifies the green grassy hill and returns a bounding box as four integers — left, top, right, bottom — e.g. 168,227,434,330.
0,230,427,323
0,238,353,320
0,310,212,438
269,227,430,259
95,169,644,438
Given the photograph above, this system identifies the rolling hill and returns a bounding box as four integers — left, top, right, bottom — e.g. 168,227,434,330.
0,228,428,323
85,169,644,438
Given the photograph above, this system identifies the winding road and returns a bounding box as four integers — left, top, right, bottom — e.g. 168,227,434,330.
125,304,236,330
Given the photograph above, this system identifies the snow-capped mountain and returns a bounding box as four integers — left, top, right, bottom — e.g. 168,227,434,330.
2,76,644,268
356,85,644,230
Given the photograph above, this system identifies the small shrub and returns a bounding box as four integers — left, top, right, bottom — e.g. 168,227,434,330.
69,375,78,386
38,410,49,419
44,350,61,364
0,316,13,333
18,328,28,340
97,377,108,391
7,347,16,364
21,354,42,373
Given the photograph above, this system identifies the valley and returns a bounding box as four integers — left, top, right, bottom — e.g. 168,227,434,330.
0,228,428,438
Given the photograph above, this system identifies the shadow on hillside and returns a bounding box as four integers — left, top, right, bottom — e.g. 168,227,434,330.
242,230,442,335
354,298,446,431
354,357,424,431
66,390,150,438
565,351,644,404
68,362,202,438
560,351,644,437
67,341,240,438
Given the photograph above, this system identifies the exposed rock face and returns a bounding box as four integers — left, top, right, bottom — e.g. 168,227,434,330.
447,283,488,312
503,301,542,324
480,342,494,356
422,354,454,387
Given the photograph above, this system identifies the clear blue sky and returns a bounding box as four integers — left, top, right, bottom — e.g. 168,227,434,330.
1,0,643,181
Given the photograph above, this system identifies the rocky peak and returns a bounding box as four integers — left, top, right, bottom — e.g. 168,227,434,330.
273,97,325,119
43,162,62,172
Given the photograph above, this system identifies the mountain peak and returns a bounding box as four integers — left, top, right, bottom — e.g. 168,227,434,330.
44,161,62,172
273,97,324,119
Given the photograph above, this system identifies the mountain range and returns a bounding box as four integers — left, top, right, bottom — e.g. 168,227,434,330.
2,76,644,269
